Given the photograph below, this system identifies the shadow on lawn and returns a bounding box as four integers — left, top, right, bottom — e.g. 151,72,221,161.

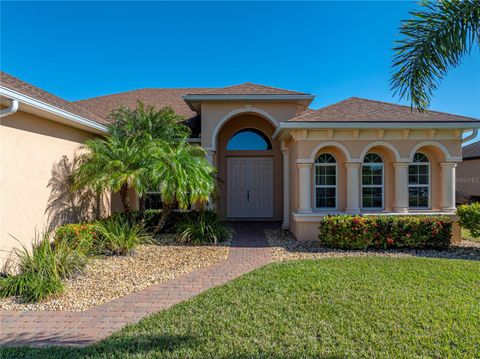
1,334,199,359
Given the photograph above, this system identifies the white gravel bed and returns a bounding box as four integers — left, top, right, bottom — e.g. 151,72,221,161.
267,229,480,262
0,241,228,312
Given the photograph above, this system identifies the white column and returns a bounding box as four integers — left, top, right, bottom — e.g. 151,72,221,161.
345,163,360,213
282,149,290,229
206,149,216,210
393,162,409,213
440,162,457,212
297,162,312,213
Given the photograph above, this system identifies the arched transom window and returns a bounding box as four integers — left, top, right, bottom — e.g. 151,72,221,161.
315,153,337,209
409,152,430,208
362,153,384,209
226,128,272,150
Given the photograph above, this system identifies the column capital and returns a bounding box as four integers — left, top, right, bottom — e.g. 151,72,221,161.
393,162,409,168
345,162,361,169
297,162,313,168
440,162,457,168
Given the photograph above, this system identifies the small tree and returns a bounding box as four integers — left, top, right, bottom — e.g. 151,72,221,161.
74,135,151,215
150,140,215,233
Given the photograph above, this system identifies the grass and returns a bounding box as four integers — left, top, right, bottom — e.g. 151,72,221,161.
2,257,480,358
462,227,480,242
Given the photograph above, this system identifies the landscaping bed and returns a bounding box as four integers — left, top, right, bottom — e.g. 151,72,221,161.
3,257,479,358
0,239,228,311
267,229,480,262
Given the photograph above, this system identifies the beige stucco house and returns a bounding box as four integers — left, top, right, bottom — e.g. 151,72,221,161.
1,71,479,262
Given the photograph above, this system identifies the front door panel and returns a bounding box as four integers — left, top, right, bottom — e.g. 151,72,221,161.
227,157,273,218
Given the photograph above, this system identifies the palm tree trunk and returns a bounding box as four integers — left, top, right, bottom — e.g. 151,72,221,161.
138,195,146,222
154,203,172,234
119,183,131,214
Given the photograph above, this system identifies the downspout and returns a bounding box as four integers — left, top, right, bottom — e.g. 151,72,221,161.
0,98,19,117
462,129,478,143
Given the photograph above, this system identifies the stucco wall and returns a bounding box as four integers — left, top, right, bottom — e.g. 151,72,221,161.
456,158,480,199
0,111,105,263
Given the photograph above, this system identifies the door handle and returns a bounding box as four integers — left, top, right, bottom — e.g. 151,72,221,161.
247,190,250,202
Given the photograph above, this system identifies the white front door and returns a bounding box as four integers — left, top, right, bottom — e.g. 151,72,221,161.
227,157,273,218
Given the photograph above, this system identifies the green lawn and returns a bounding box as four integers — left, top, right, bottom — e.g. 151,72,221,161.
462,227,480,242
3,257,480,358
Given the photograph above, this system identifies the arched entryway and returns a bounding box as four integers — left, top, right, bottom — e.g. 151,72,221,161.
216,113,282,220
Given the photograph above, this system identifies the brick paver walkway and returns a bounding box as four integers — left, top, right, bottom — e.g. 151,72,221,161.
0,222,277,347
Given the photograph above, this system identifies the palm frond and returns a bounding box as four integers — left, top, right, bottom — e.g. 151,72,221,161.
391,0,480,111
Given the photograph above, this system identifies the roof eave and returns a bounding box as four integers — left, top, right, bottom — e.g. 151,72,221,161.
0,86,108,134
183,94,314,113
273,121,480,140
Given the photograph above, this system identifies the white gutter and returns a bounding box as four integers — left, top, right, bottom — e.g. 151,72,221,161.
462,129,478,143
0,86,107,134
0,98,19,117
273,121,480,139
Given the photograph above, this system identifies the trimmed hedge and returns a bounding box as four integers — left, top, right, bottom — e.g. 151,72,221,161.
319,215,452,250
457,203,480,238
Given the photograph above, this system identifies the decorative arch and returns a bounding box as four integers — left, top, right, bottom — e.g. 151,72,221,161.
359,141,403,162
408,141,456,162
308,141,354,163
211,107,279,150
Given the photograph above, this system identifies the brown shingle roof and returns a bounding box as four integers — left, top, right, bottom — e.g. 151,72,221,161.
289,97,479,123
0,71,108,125
197,82,308,95
75,88,212,122
462,141,480,160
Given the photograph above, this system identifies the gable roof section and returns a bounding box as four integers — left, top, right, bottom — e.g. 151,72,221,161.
462,141,480,160
0,71,108,126
289,97,479,123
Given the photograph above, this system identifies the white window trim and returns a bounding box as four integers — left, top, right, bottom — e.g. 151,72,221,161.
408,153,431,209
314,155,338,210
361,154,384,210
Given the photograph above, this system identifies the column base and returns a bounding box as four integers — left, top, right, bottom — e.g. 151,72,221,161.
297,209,313,214
393,207,409,213
441,207,456,213
345,208,360,214
281,222,289,230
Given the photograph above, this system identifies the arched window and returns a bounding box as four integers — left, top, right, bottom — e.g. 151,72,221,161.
409,152,430,208
226,129,272,150
362,153,383,209
315,153,337,209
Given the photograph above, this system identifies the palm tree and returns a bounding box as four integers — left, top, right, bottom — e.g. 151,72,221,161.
391,0,479,111
108,100,190,142
74,135,151,215
149,140,216,233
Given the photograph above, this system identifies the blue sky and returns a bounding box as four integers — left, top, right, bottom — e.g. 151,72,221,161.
1,1,479,141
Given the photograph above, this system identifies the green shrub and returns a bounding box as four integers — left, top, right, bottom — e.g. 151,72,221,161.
319,215,451,250
175,210,231,245
94,216,152,255
54,223,101,256
0,233,87,302
457,203,480,238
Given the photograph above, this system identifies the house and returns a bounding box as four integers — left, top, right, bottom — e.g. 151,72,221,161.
456,141,480,203
1,71,479,262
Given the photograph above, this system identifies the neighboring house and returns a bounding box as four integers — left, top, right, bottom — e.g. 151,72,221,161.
1,71,479,262
456,141,480,203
